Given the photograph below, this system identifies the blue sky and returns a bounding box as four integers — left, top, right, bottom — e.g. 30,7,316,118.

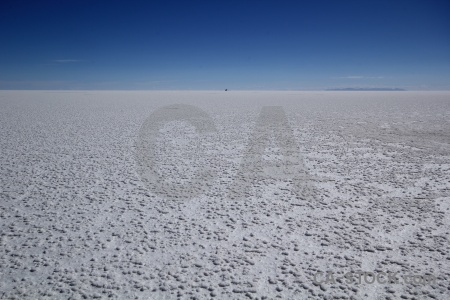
1,0,449,90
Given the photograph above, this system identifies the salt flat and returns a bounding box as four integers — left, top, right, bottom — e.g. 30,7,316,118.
1,91,449,299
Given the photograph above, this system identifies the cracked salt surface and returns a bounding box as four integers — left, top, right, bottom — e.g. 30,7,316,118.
1,90,450,299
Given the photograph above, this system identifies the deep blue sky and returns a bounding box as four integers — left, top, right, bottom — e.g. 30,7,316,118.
1,0,449,90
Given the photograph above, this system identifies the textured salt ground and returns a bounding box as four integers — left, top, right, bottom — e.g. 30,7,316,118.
0,91,450,299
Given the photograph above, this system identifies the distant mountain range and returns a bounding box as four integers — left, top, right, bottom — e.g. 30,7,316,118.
326,88,406,91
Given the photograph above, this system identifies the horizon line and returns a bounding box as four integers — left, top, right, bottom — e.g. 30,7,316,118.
3,89,450,92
